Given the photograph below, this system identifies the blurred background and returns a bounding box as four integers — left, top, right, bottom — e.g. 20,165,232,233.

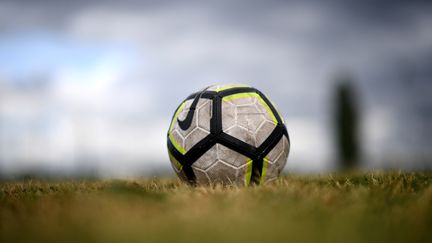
0,0,431,178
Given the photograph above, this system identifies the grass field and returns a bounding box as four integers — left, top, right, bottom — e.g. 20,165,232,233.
1,172,431,243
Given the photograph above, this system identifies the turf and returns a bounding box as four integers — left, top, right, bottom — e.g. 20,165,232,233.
1,172,431,243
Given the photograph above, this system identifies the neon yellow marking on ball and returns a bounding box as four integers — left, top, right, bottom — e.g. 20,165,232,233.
215,84,251,92
168,150,183,171
223,92,278,124
169,133,186,155
260,157,269,185
244,159,253,186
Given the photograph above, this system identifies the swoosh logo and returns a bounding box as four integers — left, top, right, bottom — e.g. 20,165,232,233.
178,85,213,130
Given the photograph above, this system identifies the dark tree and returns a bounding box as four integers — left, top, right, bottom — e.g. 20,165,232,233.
334,79,360,169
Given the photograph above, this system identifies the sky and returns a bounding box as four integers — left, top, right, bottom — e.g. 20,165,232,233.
0,0,431,177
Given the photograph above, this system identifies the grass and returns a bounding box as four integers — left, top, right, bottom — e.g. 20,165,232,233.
1,172,431,243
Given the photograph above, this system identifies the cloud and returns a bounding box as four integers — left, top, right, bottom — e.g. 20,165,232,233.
1,0,432,175
285,118,334,172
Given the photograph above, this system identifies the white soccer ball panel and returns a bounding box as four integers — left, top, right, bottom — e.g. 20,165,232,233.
192,167,211,185
197,99,212,131
193,144,250,171
266,136,286,164
183,127,209,151
254,99,278,124
221,100,236,131
224,126,256,147
222,95,277,147
191,144,252,185
170,129,184,150
192,144,218,170
262,136,290,183
236,105,266,132
255,120,277,146
205,161,237,185
217,144,249,168
277,136,290,173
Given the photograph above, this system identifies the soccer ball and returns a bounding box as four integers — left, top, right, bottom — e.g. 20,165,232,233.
167,84,290,186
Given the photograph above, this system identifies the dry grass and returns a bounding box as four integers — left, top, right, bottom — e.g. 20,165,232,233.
1,172,431,243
